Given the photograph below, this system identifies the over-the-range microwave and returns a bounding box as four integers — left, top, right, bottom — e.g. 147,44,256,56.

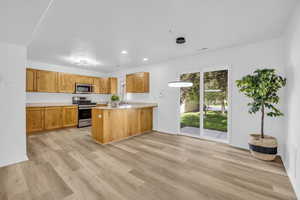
75,83,94,94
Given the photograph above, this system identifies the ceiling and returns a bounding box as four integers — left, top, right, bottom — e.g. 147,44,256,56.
0,0,52,45
22,0,298,72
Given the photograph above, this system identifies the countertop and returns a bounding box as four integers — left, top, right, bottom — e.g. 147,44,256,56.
26,103,76,107
94,103,158,110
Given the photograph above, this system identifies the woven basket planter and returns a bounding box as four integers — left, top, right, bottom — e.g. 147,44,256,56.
249,134,277,161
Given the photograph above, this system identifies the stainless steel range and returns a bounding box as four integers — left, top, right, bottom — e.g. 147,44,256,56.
72,96,96,128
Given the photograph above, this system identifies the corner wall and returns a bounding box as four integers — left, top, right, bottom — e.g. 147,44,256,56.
0,43,27,167
284,2,300,198
111,38,286,155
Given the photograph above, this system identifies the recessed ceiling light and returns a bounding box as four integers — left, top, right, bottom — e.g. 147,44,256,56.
121,50,128,55
143,58,149,61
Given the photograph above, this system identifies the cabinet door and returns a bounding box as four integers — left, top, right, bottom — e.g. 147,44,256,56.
127,109,141,136
93,78,101,93
26,69,36,92
140,108,153,132
26,107,44,134
62,106,78,127
109,77,118,94
126,74,134,93
44,107,63,130
126,72,149,93
58,73,76,93
76,75,94,84
36,70,58,93
99,78,109,94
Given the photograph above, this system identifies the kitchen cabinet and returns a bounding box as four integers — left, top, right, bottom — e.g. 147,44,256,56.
36,70,58,93
26,105,79,134
126,72,149,93
62,106,78,127
26,107,44,134
76,75,94,85
26,68,118,94
26,68,36,92
92,106,154,144
109,77,118,94
99,78,109,94
141,107,153,132
44,107,63,130
58,73,76,93
93,78,101,93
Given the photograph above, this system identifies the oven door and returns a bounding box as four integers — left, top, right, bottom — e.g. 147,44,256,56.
78,107,92,127
75,84,93,94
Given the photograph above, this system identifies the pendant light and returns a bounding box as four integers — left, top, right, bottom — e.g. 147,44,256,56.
168,81,193,88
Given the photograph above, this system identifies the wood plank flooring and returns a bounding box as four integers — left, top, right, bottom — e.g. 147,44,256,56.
0,128,297,200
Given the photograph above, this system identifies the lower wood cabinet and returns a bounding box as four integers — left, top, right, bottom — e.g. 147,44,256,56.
44,107,63,130
62,106,78,127
92,107,153,144
26,107,44,133
26,105,78,135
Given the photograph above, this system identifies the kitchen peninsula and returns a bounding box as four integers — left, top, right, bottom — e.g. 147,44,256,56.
92,103,157,144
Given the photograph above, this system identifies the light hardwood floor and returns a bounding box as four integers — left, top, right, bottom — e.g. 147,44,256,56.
0,128,297,200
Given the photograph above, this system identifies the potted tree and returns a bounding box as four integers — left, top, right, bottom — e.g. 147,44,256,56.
236,69,286,161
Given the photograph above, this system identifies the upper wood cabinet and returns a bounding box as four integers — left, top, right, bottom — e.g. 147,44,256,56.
26,68,118,94
58,73,76,93
62,106,78,127
126,72,149,93
36,70,58,93
26,107,44,134
44,107,63,130
76,75,94,85
26,69,36,92
100,78,109,94
93,78,101,93
108,77,118,94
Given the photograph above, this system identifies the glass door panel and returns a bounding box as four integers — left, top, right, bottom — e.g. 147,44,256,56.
180,72,201,137
203,70,228,141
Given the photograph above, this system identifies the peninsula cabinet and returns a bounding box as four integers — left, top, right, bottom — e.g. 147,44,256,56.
26,105,78,135
92,107,154,144
36,70,58,93
26,107,44,133
126,72,149,93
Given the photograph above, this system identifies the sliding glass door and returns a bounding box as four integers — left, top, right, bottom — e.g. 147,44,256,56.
179,69,229,143
180,72,201,137
203,70,228,142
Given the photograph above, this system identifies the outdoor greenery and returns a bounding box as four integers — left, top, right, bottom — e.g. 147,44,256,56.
180,111,227,132
236,69,286,138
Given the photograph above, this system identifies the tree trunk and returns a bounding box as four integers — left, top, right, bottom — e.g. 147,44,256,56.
221,99,226,114
261,104,265,138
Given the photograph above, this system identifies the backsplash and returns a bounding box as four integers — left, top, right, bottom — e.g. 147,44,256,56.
26,92,109,103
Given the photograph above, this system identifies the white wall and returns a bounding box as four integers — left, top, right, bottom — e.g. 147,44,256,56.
26,61,110,103
112,38,286,155
0,43,27,167
284,2,300,198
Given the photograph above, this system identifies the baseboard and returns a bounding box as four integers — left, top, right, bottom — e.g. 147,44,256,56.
0,155,28,168
282,158,299,199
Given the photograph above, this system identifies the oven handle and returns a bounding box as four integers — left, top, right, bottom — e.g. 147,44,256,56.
78,107,92,110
